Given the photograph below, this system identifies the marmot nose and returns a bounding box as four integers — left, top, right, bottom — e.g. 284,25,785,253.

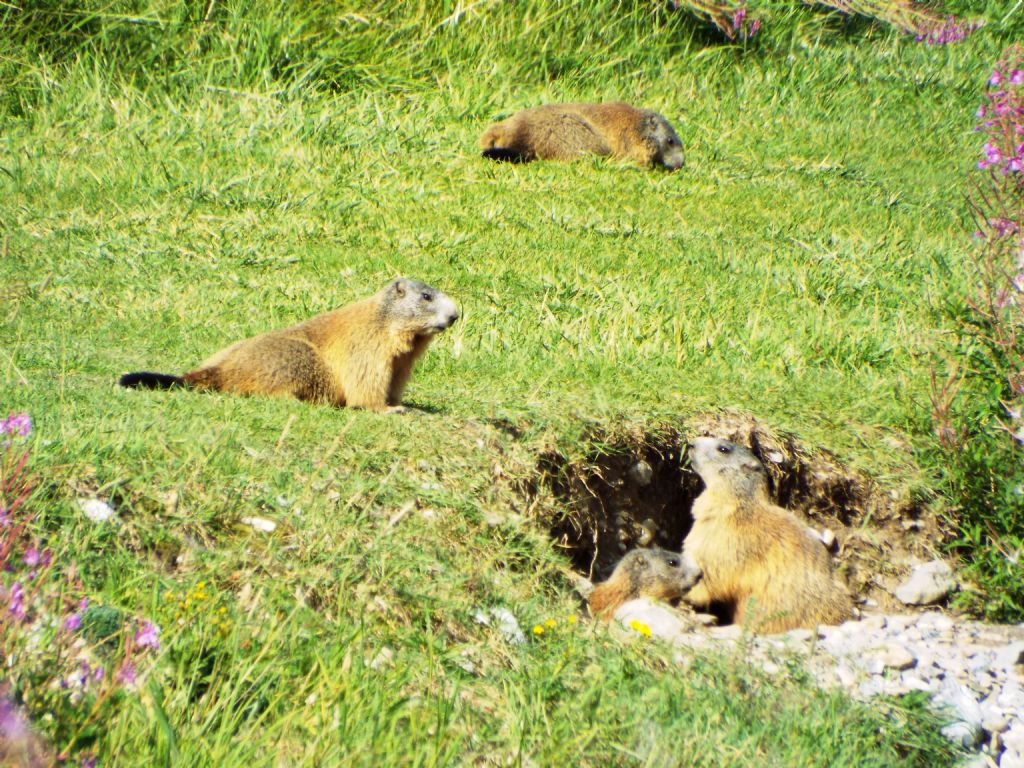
446,312,459,327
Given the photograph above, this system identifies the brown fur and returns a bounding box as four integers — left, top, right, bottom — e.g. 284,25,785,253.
479,101,684,170
589,548,702,619
681,437,852,634
120,278,459,412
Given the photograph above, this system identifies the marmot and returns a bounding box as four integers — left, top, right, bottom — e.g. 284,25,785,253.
119,277,459,412
478,101,684,170
589,548,702,618
680,437,852,633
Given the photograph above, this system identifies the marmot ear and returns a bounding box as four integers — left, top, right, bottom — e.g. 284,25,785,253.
741,459,763,474
391,279,406,298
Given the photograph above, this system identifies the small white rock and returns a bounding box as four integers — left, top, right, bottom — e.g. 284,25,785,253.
628,460,654,487
1001,751,1024,768
369,647,394,670
614,598,693,642
941,721,984,749
240,516,276,533
995,642,1024,671
483,610,524,647
893,562,957,606
77,498,116,523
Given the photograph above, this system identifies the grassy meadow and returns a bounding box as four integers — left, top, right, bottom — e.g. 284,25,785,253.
2,0,1021,764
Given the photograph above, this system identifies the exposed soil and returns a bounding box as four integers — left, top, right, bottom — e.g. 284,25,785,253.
530,412,948,614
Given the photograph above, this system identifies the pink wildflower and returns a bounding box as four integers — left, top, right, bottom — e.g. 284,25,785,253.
116,661,137,685
0,413,31,437
7,582,26,621
135,620,160,650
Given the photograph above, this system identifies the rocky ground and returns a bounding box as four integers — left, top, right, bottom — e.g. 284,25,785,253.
609,586,1024,768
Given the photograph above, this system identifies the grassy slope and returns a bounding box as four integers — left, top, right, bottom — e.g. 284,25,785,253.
1,0,1012,763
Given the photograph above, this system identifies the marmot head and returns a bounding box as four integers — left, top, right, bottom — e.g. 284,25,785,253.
381,277,460,335
688,437,769,499
617,547,702,599
639,111,684,171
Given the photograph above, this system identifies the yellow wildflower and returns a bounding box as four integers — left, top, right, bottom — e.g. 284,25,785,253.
629,620,652,638
544,619,557,628
532,625,545,636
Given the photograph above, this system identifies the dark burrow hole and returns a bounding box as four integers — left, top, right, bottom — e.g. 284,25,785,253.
529,414,945,613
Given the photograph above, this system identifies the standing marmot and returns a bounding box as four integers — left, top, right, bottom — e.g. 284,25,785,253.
478,102,684,170
589,548,702,618
681,437,852,633
119,277,459,412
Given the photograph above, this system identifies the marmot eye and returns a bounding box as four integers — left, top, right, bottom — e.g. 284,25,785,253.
716,444,732,454
667,557,680,567
421,292,433,301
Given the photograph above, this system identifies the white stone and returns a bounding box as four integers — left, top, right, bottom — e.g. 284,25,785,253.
835,665,858,688
936,681,984,726
995,642,1024,671
876,643,917,671
1001,751,1024,768
784,628,814,643
240,516,277,532
893,562,957,606
918,611,956,631
628,460,654,487
77,498,116,523
369,647,394,670
984,713,1011,734
614,598,692,643
473,607,525,645
999,682,1024,711
820,528,837,550
1004,723,1024,754
941,721,984,749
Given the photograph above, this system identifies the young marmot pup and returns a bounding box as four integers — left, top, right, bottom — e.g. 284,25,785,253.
589,548,702,618
119,277,459,412
479,101,684,170
680,437,852,633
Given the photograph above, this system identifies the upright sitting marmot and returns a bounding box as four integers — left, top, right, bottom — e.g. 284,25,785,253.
120,277,459,412
589,548,702,618
479,102,684,170
681,437,852,633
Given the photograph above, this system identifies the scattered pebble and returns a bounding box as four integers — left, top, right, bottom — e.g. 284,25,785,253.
894,560,958,605
369,646,394,670
474,607,526,645
239,516,277,533
76,498,116,523
628,460,654,487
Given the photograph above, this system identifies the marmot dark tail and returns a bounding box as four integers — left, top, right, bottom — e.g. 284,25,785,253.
481,147,526,163
119,371,186,390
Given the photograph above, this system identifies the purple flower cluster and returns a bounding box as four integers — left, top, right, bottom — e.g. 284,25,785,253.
0,413,31,438
1,412,165,766
134,619,160,650
730,5,761,39
915,15,980,45
976,55,1024,174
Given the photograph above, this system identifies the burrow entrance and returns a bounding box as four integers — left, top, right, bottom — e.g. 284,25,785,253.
530,412,947,613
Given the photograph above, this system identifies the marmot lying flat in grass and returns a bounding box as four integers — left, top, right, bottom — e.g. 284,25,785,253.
478,101,684,170
681,437,852,633
120,277,459,412
589,548,702,618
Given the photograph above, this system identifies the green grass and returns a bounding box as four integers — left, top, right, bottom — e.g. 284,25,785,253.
0,0,1016,763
